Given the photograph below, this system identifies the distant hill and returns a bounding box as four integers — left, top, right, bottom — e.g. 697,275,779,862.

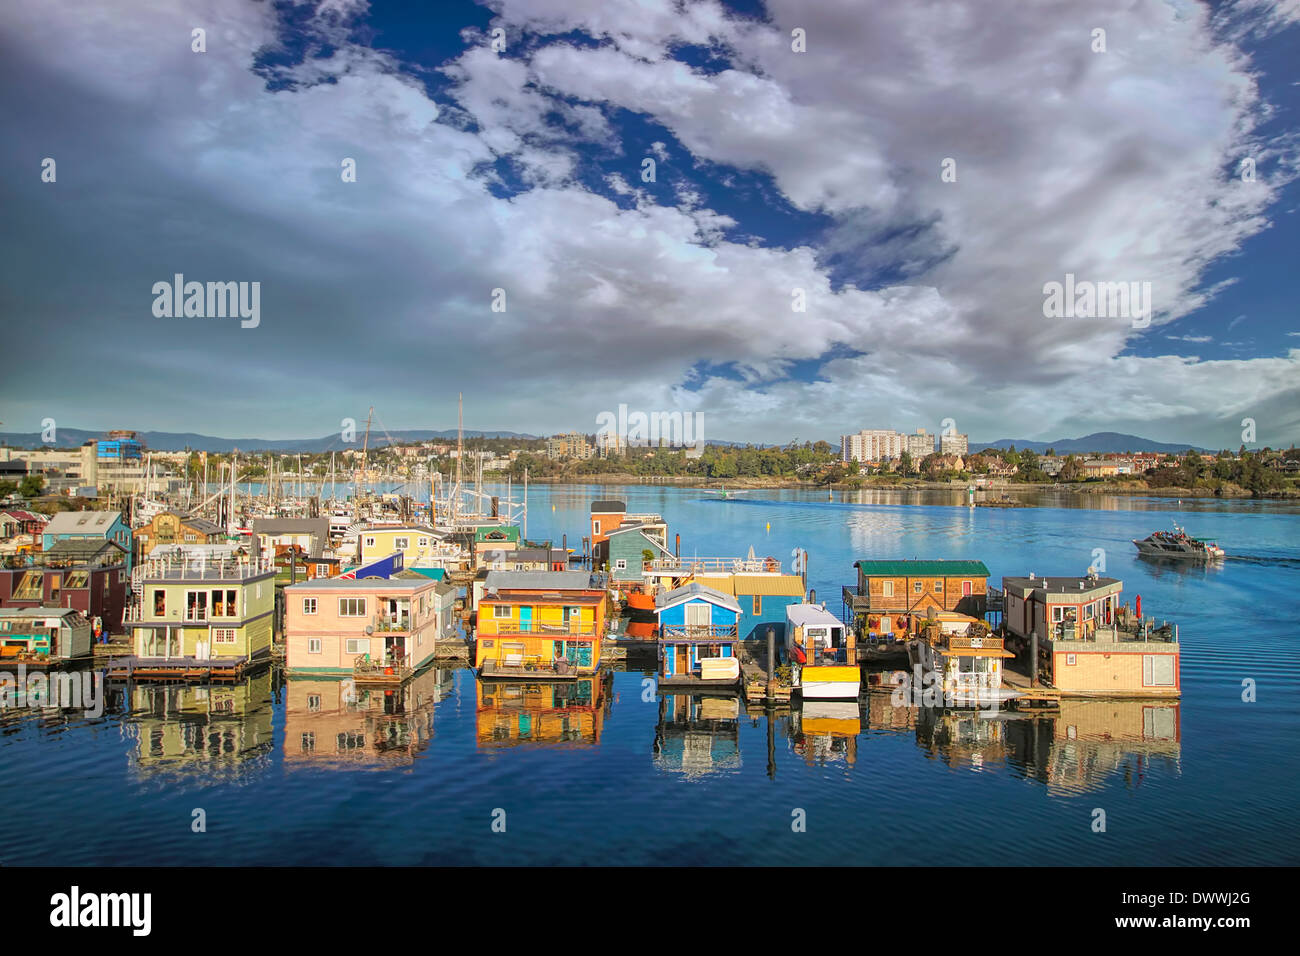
970,432,1216,455
0,428,538,453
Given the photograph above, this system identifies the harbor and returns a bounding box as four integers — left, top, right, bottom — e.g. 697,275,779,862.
1,477,1291,867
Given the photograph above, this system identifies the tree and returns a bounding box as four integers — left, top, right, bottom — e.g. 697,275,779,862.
898,451,913,477
18,474,44,498
0,479,17,498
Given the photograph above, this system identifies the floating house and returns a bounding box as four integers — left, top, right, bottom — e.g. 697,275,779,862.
846,559,990,640
251,518,332,562
133,511,223,559
1001,573,1180,697
474,570,608,678
653,692,742,776
476,673,613,748
786,602,859,699
690,572,806,641
114,552,276,680
472,526,521,567
655,582,741,686
42,510,133,571
589,500,667,569
358,524,462,570
907,612,1016,706
0,540,129,635
284,576,454,678
0,607,92,664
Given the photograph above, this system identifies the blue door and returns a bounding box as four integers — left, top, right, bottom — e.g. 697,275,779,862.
519,606,533,632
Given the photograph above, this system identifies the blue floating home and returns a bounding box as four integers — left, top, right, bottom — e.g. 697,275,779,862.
655,583,742,685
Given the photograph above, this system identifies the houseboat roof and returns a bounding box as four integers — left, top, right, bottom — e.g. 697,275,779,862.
153,511,223,535
42,538,127,564
44,510,123,535
1003,574,1121,596
785,603,842,628
482,591,604,606
656,582,742,613
591,499,626,513
0,606,82,621
691,573,805,596
483,570,596,592
855,559,990,578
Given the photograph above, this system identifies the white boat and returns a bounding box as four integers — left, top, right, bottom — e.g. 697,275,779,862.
786,603,860,699
1133,524,1225,560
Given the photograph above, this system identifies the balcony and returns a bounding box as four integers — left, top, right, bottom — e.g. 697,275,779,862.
660,624,739,642
137,555,275,582
373,613,412,633
486,620,599,638
947,635,1004,650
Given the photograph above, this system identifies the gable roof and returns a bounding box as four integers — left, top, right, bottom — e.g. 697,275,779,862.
41,538,127,563
44,510,124,535
656,582,742,614
854,560,990,578
483,570,596,593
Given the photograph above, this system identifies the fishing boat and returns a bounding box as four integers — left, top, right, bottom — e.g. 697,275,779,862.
1132,525,1225,560
785,603,859,699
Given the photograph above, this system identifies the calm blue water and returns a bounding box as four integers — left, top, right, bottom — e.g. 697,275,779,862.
2,485,1297,866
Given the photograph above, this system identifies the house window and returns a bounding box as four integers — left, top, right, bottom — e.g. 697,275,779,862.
933,580,942,593
1066,653,1077,666
593,521,601,535
962,580,973,597
345,638,369,655
307,695,321,711
339,598,367,617
753,595,762,614
364,537,376,548
302,598,318,615
614,559,627,570
308,638,322,654
913,581,922,594
882,581,894,597
1052,607,1063,622
153,589,166,615
394,537,409,550
418,537,429,547
211,628,237,644
301,733,315,753
1143,655,1176,687
493,605,511,619
185,590,209,621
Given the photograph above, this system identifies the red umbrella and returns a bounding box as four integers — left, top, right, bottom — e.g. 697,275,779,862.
1135,594,1142,618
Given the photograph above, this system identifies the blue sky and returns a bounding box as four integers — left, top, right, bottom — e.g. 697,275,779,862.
1,0,1297,448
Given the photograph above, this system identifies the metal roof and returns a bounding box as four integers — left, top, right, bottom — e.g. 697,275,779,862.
655,582,742,614
591,499,626,513
483,570,595,592
786,603,842,627
44,510,123,535
854,560,990,578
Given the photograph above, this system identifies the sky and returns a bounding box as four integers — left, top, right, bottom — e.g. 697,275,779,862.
1,0,1298,448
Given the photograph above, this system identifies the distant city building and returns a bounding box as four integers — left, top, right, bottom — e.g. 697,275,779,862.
905,429,934,460
596,429,624,457
841,429,906,464
939,432,969,457
546,432,594,460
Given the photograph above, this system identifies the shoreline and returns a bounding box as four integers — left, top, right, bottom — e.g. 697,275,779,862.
522,473,1299,499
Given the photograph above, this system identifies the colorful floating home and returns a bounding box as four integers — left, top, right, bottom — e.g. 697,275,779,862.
0,607,92,665
690,572,806,641
845,559,990,641
906,611,1016,706
0,539,129,635
1001,573,1180,697
42,510,133,572
785,602,859,699
112,552,276,681
474,570,608,678
655,582,741,686
285,576,455,679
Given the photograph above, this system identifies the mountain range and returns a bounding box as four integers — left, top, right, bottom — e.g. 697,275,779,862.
1,427,1219,454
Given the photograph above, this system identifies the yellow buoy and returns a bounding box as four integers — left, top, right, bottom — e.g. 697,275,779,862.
765,521,770,533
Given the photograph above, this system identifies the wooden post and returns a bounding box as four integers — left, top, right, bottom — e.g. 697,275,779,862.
765,625,776,699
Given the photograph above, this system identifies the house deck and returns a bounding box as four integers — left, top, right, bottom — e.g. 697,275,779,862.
478,659,586,680
106,654,264,682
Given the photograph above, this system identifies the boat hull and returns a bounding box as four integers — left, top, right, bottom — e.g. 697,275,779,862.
796,665,861,699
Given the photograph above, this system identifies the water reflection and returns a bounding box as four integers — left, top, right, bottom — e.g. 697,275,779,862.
124,670,274,779
284,666,453,767
788,699,859,767
476,670,614,748
653,692,742,777
1006,700,1181,794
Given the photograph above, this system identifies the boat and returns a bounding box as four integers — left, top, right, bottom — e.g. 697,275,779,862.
785,603,859,699
1132,524,1225,560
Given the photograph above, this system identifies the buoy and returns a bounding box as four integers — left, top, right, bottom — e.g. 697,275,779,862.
765,521,770,533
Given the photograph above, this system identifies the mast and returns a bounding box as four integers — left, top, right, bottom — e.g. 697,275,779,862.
455,393,463,526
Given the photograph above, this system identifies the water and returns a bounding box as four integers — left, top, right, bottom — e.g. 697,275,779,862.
3,485,1297,865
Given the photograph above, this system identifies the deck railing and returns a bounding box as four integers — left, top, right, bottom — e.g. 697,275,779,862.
647,556,780,574
486,621,599,638
947,635,1003,650
137,554,275,581
661,624,739,641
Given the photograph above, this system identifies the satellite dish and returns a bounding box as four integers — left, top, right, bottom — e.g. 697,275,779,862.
365,625,374,635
